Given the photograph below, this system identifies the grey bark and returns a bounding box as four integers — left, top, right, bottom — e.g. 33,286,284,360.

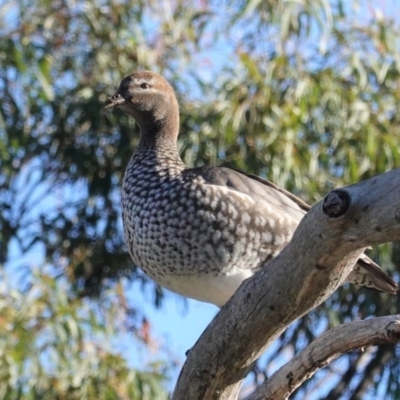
172,168,400,400
248,316,400,400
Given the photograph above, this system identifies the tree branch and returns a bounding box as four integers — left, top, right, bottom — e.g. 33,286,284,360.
172,169,400,400
248,315,400,400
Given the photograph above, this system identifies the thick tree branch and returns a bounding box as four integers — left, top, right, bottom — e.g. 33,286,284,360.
248,315,400,400
172,169,400,400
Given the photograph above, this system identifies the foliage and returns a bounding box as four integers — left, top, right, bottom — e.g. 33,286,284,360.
1,0,400,398
0,269,168,399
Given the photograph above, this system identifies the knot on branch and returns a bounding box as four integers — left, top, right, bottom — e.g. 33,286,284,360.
386,321,400,341
323,190,350,218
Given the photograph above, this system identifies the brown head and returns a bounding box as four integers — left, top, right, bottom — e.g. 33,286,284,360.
105,71,180,146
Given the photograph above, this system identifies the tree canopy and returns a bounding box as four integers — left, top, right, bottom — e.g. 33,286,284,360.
1,0,400,398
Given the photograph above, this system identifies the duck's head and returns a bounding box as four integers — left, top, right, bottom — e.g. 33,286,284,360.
105,71,179,133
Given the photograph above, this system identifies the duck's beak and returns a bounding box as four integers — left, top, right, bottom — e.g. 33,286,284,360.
105,93,126,109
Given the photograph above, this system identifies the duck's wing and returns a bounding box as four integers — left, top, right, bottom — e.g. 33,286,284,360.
191,166,397,295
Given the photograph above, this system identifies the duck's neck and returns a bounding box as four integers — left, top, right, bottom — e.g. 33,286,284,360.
138,104,179,145
135,111,184,166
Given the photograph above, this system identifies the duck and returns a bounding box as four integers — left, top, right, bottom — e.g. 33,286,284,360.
105,71,397,307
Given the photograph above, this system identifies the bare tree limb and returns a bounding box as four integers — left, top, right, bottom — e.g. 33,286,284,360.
172,169,400,400
248,315,400,400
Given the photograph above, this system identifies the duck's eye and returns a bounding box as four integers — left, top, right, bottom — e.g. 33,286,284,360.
140,83,150,89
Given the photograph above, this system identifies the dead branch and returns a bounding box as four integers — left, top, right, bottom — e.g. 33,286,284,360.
172,168,400,400
248,315,400,400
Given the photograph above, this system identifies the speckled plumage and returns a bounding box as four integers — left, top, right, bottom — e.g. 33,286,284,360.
106,71,397,307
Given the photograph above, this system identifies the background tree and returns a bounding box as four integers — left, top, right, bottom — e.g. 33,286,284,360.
1,0,399,398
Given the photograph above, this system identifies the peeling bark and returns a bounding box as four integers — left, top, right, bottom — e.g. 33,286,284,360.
172,168,400,400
